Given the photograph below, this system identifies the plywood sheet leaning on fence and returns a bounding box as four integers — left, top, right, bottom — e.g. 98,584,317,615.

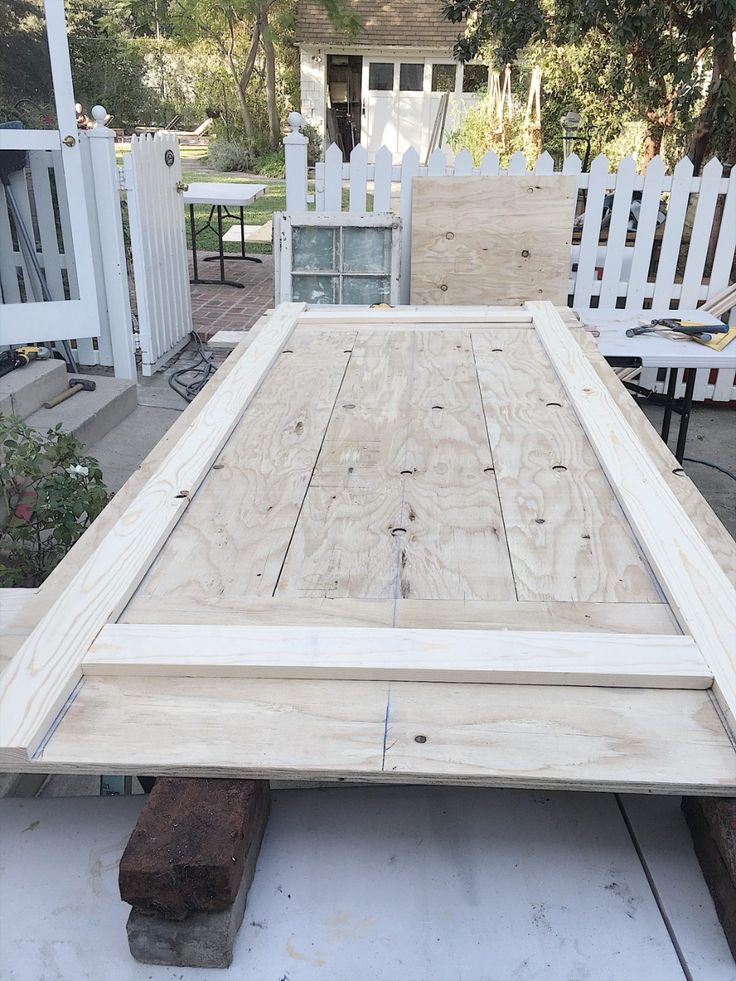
409,175,577,305
1,302,735,795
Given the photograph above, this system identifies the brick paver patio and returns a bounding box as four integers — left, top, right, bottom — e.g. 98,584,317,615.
188,251,274,339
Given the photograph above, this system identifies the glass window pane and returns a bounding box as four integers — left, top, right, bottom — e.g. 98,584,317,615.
431,64,455,92
292,275,338,304
341,276,391,305
342,227,391,274
462,64,489,93
399,64,423,92
292,227,336,271
369,62,394,91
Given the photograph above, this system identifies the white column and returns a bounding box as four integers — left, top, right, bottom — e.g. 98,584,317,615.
283,112,309,213
85,106,137,379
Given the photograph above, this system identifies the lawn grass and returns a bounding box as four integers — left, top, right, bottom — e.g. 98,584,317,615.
115,143,284,254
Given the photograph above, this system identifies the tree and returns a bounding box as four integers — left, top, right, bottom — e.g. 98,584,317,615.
443,0,736,168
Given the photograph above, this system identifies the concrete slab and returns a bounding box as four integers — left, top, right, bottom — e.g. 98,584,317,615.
84,404,182,492
25,375,137,451
0,788,732,980
0,359,67,420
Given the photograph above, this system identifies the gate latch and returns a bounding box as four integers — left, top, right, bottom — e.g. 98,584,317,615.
62,135,76,148
176,180,189,192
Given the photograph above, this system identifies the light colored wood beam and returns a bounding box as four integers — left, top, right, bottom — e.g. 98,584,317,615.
527,301,736,731
0,303,307,764
83,624,711,689
298,306,533,325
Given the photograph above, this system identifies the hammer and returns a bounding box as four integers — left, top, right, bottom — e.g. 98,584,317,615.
43,377,97,409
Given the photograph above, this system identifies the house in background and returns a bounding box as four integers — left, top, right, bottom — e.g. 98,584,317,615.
295,0,488,161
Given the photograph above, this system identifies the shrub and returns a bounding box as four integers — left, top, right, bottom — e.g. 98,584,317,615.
254,149,285,178
0,416,110,587
301,121,323,167
206,141,256,173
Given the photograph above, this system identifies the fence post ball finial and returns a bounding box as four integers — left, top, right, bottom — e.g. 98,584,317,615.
287,111,303,133
91,105,107,126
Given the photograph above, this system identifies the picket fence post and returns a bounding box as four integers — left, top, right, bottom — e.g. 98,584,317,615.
283,112,308,212
83,106,136,380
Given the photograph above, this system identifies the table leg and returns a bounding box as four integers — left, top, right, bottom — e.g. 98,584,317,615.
217,206,226,283
240,206,246,259
189,204,198,283
660,368,678,444
675,368,696,464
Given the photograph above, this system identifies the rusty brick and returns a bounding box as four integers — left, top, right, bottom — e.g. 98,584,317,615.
119,778,270,920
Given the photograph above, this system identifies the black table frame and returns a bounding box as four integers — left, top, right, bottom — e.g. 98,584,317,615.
607,357,696,463
188,203,263,289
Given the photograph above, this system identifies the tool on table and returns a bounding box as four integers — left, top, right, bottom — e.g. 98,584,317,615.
42,377,96,409
0,121,78,372
625,317,729,343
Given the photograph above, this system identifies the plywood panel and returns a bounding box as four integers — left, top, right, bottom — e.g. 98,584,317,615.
38,677,735,794
130,329,353,607
410,176,576,305
473,329,663,603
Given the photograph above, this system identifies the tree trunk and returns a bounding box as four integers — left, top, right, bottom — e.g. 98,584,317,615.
228,53,254,140
688,32,736,173
643,121,664,162
259,3,281,149
227,19,261,143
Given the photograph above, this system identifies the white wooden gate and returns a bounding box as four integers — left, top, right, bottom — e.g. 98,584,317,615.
124,133,193,375
0,0,100,345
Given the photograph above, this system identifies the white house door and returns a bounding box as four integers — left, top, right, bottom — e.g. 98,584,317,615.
361,58,429,159
0,0,99,345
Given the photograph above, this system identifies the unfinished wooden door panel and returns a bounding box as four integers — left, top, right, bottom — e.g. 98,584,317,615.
410,176,576,305
472,329,662,602
1,302,734,795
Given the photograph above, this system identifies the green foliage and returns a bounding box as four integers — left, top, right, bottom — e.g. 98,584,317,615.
0,416,110,587
448,97,539,167
254,149,285,177
444,0,736,164
207,141,257,172
302,121,323,167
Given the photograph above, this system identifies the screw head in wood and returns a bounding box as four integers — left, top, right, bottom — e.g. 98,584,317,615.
521,249,530,258
414,735,427,743
445,231,454,240
440,284,448,292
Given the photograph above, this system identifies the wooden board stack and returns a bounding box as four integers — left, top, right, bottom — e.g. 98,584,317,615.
1,302,735,794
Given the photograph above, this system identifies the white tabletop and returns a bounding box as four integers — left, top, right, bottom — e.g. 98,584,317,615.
182,181,267,207
575,308,736,369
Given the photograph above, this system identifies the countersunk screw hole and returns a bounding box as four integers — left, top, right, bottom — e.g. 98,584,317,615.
535,518,545,524
521,249,530,258
414,734,427,744
672,467,685,476
440,284,448,292
400,469,413,476
282,349,293,354
175,490,190,499
342,403,356,409
431,405,444,410
552,465,567,472
546,402,562,408
391,527,407,537
445,231,454,240
213,464,224,470
483,467,494,473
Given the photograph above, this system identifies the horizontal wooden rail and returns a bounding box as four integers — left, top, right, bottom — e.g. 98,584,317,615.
84,624,711,689
298,306,533,325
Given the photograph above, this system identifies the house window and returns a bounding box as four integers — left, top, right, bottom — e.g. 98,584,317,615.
399,63,424,92
369,62,394,91
462,64,489,93
431,64,456,92
276,215,401,306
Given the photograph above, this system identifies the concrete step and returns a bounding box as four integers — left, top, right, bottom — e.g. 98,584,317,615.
25,375,138,450
0,358,68,420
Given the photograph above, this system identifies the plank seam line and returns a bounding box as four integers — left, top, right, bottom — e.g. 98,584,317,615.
31,676,86,761
615,794,694,981
381,683,392,771
469,330,519,600
393,332,419,618
270,332,357,597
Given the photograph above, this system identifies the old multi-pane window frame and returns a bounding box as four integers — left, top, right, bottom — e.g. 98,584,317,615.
274,213,401,305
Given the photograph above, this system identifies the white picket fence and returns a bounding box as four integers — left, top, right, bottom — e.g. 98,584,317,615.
284,121,736,401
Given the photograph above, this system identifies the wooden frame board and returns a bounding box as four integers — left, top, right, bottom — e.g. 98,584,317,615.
1,302,734,794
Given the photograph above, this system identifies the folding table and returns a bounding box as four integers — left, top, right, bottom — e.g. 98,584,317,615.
576,307,736,461
183,181,267,288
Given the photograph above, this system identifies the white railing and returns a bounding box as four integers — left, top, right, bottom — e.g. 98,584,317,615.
283,115,735,401
0,109,136,379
